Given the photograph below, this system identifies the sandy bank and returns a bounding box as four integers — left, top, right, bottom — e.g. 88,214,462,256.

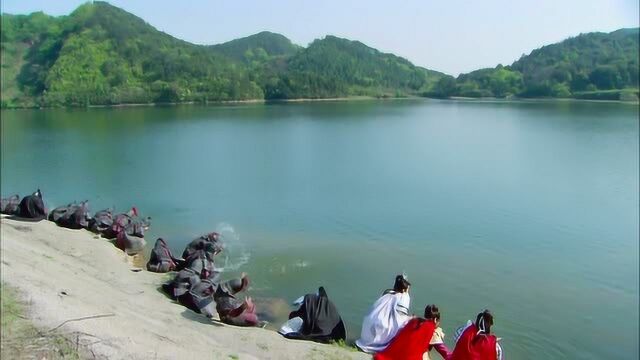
0,216,368,360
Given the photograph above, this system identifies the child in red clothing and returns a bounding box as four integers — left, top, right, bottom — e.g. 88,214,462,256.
450,309,503,360
374,304,448,360
424,305,450,360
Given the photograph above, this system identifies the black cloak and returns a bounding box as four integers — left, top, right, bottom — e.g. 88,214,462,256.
286,287,346,343
16,189,46,220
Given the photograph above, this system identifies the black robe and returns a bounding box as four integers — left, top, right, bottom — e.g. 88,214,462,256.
178,278,218,318
48,201,91,229
286,287,346,343
113,212,150,238
16,190,46,220
146,238,180,273
162,268,201,299
181,233,223,259
161,250,220,299
89,208,113,234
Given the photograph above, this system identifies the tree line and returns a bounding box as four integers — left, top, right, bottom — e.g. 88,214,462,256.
1,2,638,108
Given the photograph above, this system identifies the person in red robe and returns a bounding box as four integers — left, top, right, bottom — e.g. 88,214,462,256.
450,309,503,360
373,304,440,360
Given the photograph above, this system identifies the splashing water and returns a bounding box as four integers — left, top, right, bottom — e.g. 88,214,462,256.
215,222,250,272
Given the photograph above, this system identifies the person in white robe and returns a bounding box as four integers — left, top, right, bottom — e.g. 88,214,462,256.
355,274,412,353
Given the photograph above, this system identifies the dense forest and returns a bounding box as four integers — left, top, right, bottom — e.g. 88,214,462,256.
208,31,300,64
1,2,638,108
1,3,264,107
435,28,639,101
260,36,445,99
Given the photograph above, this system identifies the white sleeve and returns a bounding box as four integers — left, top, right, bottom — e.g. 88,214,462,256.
453,320,473,343
496,342,503,360
395,293,410,316
395,302,409,315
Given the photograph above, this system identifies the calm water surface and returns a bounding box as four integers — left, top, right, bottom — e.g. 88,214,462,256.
2,100,638,359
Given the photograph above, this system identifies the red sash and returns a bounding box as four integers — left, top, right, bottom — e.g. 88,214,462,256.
373,318,436,360
450,324,497,360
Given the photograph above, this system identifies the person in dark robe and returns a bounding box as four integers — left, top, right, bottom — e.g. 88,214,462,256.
177,277,218,318
162,268,202,299
450,309,503,360
1,194,20,214
16,189,46,220
101,208,133,239
104,207,150,239
181,232,223,260
89,208,113,235
178,243,218,277
162,243,221,299
280,286,346,343
373,304,445,360
146,238,181,273
107,207,150,254
49,201,92,229
115,230,146,255
49,203,72,223
214,274,259,327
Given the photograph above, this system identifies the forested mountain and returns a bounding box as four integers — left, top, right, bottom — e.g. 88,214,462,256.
1,1,638,108
1,2,263,107
209,31,300,64
0,2,443,107
261,36,445,99
443,28,639,100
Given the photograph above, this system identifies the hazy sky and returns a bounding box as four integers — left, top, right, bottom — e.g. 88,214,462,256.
2,0,638,75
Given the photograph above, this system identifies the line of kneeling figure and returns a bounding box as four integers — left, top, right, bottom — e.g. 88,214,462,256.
157,242,504,360
1,190,503,360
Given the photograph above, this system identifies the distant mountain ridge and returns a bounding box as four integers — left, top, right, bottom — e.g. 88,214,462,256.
438,28,639,100
1,1,637,108
209,31,300,63
260,35,446,99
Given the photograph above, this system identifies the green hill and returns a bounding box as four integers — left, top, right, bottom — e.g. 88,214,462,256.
209,31,300,64
1,2,637,107
448,28,639,100
1,11,61,107
262,35,445,99
0,2,444,107
1,2,263,107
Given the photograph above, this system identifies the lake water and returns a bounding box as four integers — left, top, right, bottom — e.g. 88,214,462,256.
1,99,638,359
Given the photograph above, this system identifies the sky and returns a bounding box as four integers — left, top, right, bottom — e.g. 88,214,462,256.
1,0,638,75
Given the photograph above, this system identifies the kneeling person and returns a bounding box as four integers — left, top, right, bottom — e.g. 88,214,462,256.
450,309,503,360
214,274,259,327
374,304,447,360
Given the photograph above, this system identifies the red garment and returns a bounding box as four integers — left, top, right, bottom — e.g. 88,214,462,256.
450,324,497,360
373,318,436,360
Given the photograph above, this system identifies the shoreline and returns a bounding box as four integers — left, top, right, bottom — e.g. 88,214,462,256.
0,216,367,360
1,94,637,111
0,96,410,111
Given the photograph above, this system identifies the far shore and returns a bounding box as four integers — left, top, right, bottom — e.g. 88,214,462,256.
0,216,368,360
1,94,638,111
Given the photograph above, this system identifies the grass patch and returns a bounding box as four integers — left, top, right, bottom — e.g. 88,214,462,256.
1,283,80,359
572,88,639,101
330,339,358,352
308,341,361,360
